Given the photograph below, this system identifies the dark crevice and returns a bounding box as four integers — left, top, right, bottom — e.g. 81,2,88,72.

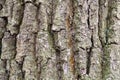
0,4,3,10
13,35,18,59
13,1,25,60
87,0,90,29
107,42,118,45
24,1,40,8
17,53,26,80
16,3,25,35
8,0,25,35
46,0,63,79
0,17,8,57
76,74,81,80
86,30,94,74
86,0,93,75
1,17,8,25
55,48,63,80
22,70,25,80
9,1,25,79
16,54,26,80
3,59,9,80
6,69,10,80
47,22,63,80
53,28,65,33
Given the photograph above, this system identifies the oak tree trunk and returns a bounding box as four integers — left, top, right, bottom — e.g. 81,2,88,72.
0,0,120,80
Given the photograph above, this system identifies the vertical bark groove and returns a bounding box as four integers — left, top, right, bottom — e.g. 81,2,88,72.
86,0,92,75
46,0,63,79
98,0,118,79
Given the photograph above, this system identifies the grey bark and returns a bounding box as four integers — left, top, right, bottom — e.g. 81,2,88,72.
0,0,120,80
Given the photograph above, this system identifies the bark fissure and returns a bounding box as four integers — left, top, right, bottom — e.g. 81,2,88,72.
98,0,117,79
35,3,41,80
0,4,3,10
86,30,94,75
86,0,93,75
46,0,63,79
0,16,8,80
87,0,90,30
0,17,8,57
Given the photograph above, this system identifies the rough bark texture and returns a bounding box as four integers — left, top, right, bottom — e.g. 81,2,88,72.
0,0,120,80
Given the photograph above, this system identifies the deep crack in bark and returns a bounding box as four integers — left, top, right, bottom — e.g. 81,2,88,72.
46,0,63,80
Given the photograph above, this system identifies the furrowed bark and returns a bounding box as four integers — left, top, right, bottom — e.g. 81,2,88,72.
0,0,120,80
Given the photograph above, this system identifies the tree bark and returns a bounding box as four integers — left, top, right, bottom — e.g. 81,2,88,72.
0,0,120,80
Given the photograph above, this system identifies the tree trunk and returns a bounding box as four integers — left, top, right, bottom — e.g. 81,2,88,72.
0,0,120,80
